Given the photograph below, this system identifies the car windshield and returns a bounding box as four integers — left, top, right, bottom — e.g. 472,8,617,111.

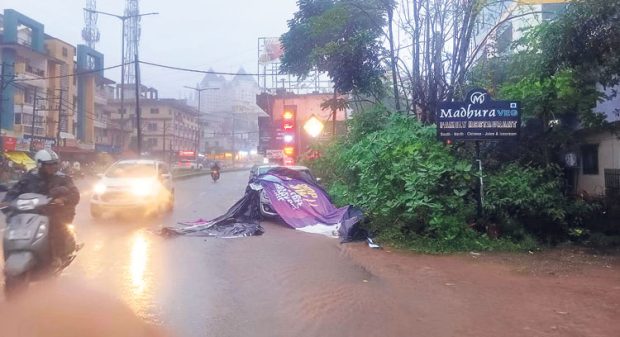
258,167,275,175
258,166,315,182
105,163,157,178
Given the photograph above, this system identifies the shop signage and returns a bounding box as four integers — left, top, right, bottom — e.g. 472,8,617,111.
437,89,521,141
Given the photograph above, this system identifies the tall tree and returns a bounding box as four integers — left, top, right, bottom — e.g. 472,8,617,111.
544,0,620,88
280,0,391,100
396,0,528,123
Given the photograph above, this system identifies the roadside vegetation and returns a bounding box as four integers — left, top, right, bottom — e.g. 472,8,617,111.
285,0,620,252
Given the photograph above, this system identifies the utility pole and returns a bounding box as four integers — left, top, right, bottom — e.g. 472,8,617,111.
56,89,64,145
83,8,158,151
135,54,142,156
231,116,235,167
0,62,5,153
162,118,167,162
31,88,38,152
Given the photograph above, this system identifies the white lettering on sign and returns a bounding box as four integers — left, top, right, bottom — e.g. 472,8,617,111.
470,91,487,104
439,105,498,120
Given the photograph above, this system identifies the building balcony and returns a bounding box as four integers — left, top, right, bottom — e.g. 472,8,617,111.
14,72,47,89
95,94,107,105
94,119,107,129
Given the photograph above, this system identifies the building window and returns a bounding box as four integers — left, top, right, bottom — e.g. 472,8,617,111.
605,169,620,197
150,108,159,114
14,113,22,125
581,144,599,175
147,122,157,131
148,138,158,147
62,47,68,57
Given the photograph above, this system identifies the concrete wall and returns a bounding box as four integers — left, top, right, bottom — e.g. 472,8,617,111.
577,131,620,195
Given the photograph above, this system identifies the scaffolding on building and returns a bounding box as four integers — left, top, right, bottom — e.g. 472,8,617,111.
257,37,333,95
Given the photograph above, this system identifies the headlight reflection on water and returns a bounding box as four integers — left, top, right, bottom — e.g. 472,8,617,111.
130,232,149,294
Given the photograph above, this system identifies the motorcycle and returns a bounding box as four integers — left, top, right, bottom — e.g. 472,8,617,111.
211,169,220,183
0,190,80,298
61,166,84,180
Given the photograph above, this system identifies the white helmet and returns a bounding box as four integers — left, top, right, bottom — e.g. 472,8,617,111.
34,149,60,166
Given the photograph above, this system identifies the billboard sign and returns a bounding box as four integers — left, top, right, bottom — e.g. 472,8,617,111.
179,151,195,157
258,38,284,64
266,149,283,159
2,136,17,151
437,89,520,141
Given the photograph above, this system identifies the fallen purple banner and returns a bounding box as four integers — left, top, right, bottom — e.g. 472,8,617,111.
162,167,363,240
259,171,363,238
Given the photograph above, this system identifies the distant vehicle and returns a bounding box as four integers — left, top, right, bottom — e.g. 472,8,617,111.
90,159,174,218
249,165,319,218
173,159,203,170
211,167,221,183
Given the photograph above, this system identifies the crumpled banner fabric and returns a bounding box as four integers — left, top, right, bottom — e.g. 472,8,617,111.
162,167,363,240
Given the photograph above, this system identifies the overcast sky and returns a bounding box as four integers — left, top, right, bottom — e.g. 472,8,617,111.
2,0,298,98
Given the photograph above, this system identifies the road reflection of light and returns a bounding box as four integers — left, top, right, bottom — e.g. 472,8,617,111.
130,232,149,294
76,237,105,280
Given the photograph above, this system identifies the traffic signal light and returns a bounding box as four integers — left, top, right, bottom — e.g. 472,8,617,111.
282,108,295,131
283,134,294,144
281,105,298,163
283,146,295,156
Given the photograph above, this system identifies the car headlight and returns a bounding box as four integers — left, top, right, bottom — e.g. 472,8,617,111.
131,180,157,196
94,182,107,195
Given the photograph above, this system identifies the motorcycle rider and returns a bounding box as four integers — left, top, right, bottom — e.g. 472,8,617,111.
210,161,221,180
2,149,80,264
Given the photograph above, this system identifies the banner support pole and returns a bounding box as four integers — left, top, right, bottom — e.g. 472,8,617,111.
475,140,484,219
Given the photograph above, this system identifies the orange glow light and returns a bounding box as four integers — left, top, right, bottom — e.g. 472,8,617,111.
283,146,294,156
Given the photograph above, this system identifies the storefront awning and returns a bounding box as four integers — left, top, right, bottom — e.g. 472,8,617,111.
4,151,36,170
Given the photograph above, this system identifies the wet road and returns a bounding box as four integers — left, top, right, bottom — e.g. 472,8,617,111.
2,170,620,337
20,170,380,337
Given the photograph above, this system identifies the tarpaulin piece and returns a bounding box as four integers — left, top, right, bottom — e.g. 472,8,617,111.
161,188,264,238
162,167,364,241
258,168,364,241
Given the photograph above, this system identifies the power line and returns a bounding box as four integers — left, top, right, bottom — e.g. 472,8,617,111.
139,61,261,76
12,63,125,82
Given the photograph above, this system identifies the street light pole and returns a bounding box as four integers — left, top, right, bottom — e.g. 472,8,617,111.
182,86,219,114
183,86,218,156
135,53,142,156
83,8,158,150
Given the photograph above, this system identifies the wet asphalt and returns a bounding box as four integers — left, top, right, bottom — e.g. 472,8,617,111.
1,171,373,337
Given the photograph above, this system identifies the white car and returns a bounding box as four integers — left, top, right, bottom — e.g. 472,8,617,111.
249,165,319,218
90,159,174,218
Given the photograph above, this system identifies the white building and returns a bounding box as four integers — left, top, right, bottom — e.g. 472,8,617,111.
486,0,569,56
194,67,268,154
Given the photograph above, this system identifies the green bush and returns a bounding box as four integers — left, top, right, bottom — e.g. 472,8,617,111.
308,114,490,250
484,164,603,243
484,164,566,238
305,106,603,251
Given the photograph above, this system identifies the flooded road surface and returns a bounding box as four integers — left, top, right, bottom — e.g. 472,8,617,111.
2,170,620,337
